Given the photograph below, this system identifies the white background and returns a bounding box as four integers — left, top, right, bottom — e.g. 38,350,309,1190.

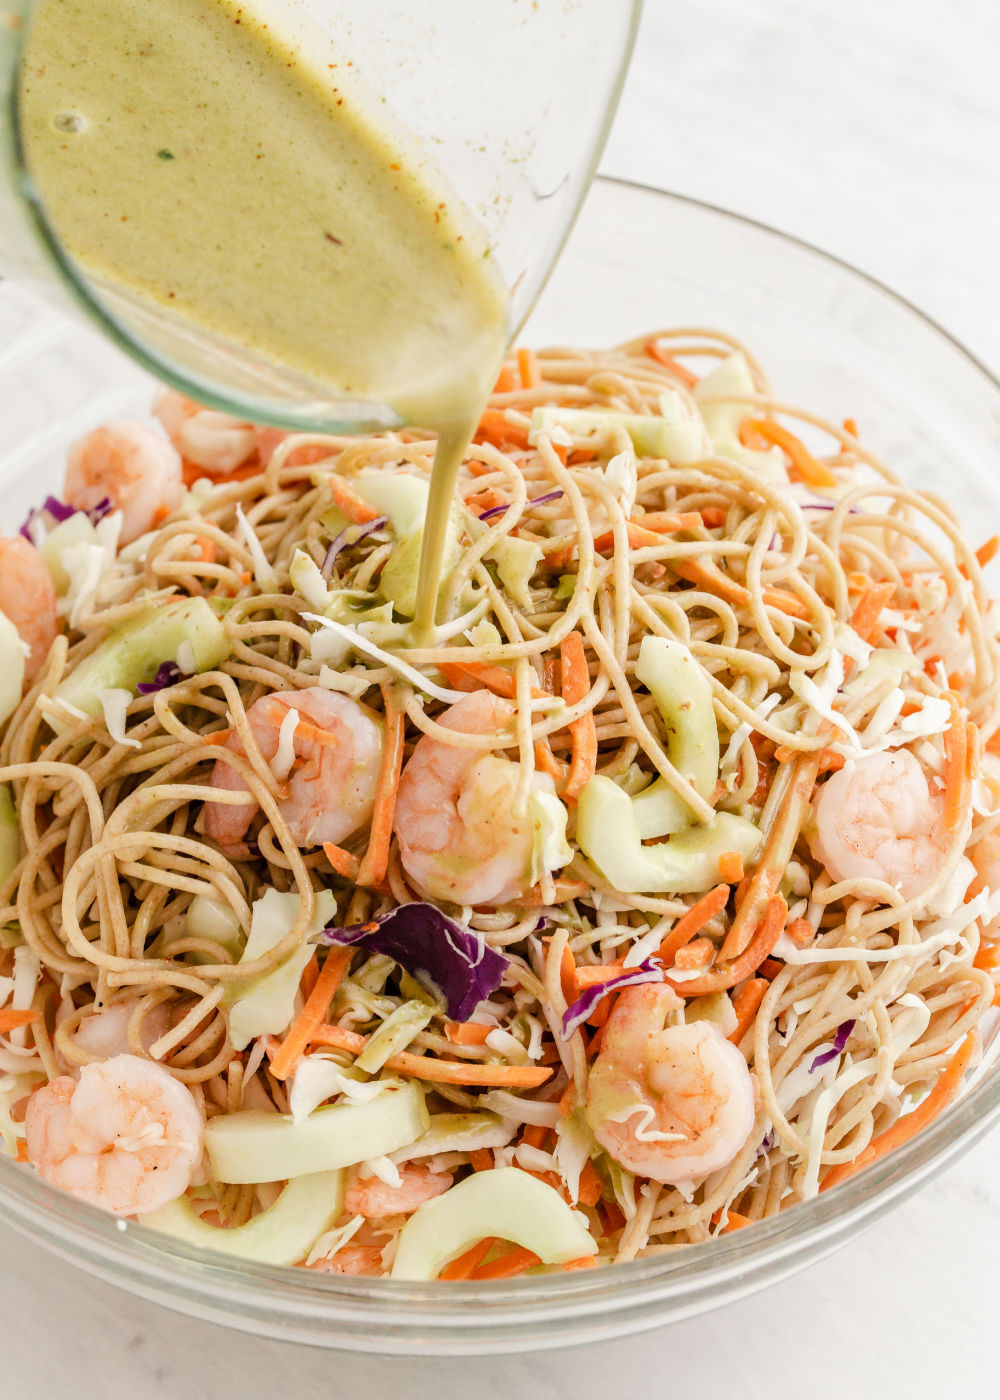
3,0,1000,1395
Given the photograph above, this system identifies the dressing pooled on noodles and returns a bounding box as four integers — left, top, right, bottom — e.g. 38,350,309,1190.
0,330,996,1279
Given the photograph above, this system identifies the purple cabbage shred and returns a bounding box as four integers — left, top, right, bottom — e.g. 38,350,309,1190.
20,494,113,543
561,957,665,1040
136,661,184,694
809,1018,856,1072
321,516,389,579
314,902,508,1021
478,489,564,524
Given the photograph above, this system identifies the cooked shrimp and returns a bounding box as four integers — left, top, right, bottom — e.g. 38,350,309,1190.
0,536,59,682
394,690,556,906
155,390,257,476
64,421,183,545
24,1054,203,1215
70,998,170,1065
203,687,382,851
812,749,947,902
254,426,332,468
344,1164,453,1219
585,984,756,1187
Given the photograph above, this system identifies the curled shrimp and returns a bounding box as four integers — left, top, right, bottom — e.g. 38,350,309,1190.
394,690,555,906
24,1054,203,1215
155,390,257,476
307,1245,383,1275
65,421,183,545
0,536,59,682
585,984,756,1187
811,749,947,902
344,1164,453,1219
67,997,170,1066
203,687,382,851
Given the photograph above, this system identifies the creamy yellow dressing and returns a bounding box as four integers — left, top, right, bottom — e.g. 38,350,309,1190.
18,0,509,634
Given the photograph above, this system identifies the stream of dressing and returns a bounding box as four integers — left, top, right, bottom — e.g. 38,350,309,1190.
18,0,510,638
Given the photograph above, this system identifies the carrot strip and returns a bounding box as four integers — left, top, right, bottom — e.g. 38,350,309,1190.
328,473,381,525
675,558,809,620
700,507,727,529
309,1025,553,1087
322,842,361,881
521,1123,550,1150
573,963,627,990
658,884,729,965
0,1008,40,1034
666,895,788,997
533,739,566,782
440,1238,496,1281
356,687,405,889
194,536,218,564
717,850,745,884
673,937,714,971
644,340,699,388
599,1200,626,1235
577,1160,604,1208
977,536,999,569
471,1246,541,1281
437,660,546,702
468,1149,495,1173
942,696,969,834
269,949,353,1081
493,363,518,394
299,953,319,1001
821,1030,978,1191
848,581,896,644
563,1255,599,1272
444,1020,493,1046
728,978,768,1045
475,410,530,450
743,418,838,490
517,348,542,390
715,1209,752,1233
15,1140,29,1163
592,520,669,553
842,417,859,439
560,631,597,803
785,917,814,948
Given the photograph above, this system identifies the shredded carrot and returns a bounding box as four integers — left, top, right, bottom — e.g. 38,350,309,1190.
599,1200,626,1235
15,1140,29,1163
942,695,970,834
974,941,1000,973
573,963,627,990
638,510,704,533
577,1160,604,1208
0,1008,39,1034
444,1020,493,1046
592,519,669,554
821,1030,978,1192
299,953,319,1001
468,1149,494,1173
533,739,566,782
269,948,353,1081
493,363,518,394
759,958,783,981
471,1246,541,1281
977,536,999,568
667,895,788,997
440,1238,496,1281
475,410,530,451
194,536,218,564
842,417,859,439
437,659,545,701
328,473,382,525
200,727,234,747
728,978,768,1045
700,506,727,529
563,1255,599,1271
517,347,542,390
848,581,896,644
673,937,714,971
356,687,404,888
521,1123,550,1151
717,851,745,885
322,842,361,881
658,884,729,965
742,418,838,490
585,1021,609,1060
560,631,597,803
675,558,809,620
714,1208,752,1233
644,339,698,388
465,487,509,516
785,918,814,948
309,1024,553,1087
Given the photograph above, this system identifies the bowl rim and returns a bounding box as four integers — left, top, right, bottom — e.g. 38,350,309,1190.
2,173,1000,1344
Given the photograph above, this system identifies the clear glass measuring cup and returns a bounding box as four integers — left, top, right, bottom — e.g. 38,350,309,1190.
0,0,640,433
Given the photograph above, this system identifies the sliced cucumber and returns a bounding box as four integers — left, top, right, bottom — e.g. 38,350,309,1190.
0,610,26,728
138,1169,344,1266
38,512,99,593
226,888,335,1052
391,1167,596,1280
577,777,761,894
0,784,18,886
629,635,720,839
205,1080,429,1183
529,405,704,463
49,596,231,728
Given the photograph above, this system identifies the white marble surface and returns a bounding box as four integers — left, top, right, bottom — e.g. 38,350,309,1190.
4,0,1000,1395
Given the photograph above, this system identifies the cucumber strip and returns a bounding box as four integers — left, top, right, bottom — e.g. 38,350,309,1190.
139,1169,344,1265
391,1167,597,1280
0,785,18,886
0,610,26,729
205,1080,429,1183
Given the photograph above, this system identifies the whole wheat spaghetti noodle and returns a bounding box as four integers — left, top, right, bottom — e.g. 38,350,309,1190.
0,329,997,1275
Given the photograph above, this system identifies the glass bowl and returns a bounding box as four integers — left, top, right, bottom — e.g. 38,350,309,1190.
2,176,999,1355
